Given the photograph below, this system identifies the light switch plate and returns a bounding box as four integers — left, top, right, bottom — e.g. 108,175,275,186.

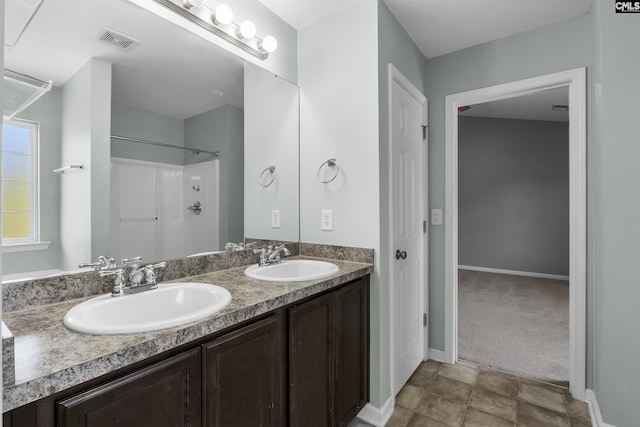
431,209,443,225
271,210,281,228
321,210,333,231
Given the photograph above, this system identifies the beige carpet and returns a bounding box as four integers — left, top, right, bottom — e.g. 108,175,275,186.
458,269,569,383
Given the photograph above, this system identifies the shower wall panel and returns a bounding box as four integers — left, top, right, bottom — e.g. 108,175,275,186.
110,158,218,263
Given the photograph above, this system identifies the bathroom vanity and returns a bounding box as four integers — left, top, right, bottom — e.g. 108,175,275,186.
2,246,372,427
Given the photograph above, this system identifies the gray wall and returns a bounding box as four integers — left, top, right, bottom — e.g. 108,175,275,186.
588,0,640,424
377,0,429,407
185,105,244,245
111,102,185,165
423,14,589,355
458,116,569,276
3,88,62,274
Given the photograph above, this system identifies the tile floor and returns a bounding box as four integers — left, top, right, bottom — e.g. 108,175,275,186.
352,360,592,427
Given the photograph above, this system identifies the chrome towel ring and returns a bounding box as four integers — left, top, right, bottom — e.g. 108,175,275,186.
317,158,340,183
259,166,277,187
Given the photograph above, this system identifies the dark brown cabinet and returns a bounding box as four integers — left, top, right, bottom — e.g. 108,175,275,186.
202,314,283,426
57,348,201,427
289,292,335,427
4,275,369,427
335,279,369,425
289,277,369,427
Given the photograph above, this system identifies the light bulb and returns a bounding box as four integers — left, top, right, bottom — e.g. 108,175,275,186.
213,4,233,24
260,35,278,53
238,20,257,39
183,0,205,9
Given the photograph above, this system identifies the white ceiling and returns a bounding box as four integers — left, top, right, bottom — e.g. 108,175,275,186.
257,0,365,31
257,0,585,121
5,0,590,120
259,0,592,59
4,0,244,119
382,0,592,59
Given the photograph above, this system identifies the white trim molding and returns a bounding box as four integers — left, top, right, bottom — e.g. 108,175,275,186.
2,241,51,253
586,389,616,427
444,68,587,400
428,348,446,363
357,396,395,427
458,265,570,281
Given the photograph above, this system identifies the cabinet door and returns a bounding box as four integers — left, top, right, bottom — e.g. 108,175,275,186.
335,278,370,426
289,292,335,427
57,348,201,427
202,314,282,427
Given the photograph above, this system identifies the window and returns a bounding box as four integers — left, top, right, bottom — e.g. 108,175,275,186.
2,118,48,251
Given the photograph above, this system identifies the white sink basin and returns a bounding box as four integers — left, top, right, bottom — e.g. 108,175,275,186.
244,259,340,283
63,282,231,335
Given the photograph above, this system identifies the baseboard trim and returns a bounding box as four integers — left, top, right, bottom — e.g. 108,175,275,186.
357,396,394,427
428,348,446,363
586,389,616,427
458,265,570,281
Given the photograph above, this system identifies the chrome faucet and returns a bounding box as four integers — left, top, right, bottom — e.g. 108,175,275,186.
253,244,290,267
140,262,167,287
225,241,257,251
79,255,117,270
99,269,127,297
97,256,167,297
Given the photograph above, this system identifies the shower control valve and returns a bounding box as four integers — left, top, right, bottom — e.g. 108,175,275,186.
187,201,202,215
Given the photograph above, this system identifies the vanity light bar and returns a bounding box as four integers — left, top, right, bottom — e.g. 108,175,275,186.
150,0,276,60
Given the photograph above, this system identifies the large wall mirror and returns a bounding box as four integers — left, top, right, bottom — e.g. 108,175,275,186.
2,0,299,281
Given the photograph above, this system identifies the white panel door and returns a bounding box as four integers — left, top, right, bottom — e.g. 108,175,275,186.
391,78,426,394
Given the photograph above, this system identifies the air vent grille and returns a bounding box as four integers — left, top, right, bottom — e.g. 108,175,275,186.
96,27,141,52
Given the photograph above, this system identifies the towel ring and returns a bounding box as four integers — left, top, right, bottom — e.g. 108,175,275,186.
259,166,276,188
317,158,340,184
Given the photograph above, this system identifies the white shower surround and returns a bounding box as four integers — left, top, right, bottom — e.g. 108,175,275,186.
110,157,220,262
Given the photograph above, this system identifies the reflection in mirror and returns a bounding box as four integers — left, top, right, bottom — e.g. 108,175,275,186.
244,62,299,243
2,0,299,282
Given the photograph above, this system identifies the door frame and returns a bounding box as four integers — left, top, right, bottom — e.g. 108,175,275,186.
444,68,587,400
388,63,429,394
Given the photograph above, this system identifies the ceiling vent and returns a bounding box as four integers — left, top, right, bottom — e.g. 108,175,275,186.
96,28,141,52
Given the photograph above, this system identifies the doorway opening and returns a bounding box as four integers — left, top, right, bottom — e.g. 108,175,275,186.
457,88,570,385
444,69,586,400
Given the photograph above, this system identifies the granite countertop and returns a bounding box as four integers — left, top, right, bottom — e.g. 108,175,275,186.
2,257,373,412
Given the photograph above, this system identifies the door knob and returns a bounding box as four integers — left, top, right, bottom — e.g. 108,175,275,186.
395,249,407,260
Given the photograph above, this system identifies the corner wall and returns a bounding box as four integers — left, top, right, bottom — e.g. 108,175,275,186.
298,0,381,406
60,59,112,270
185,105,244,245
